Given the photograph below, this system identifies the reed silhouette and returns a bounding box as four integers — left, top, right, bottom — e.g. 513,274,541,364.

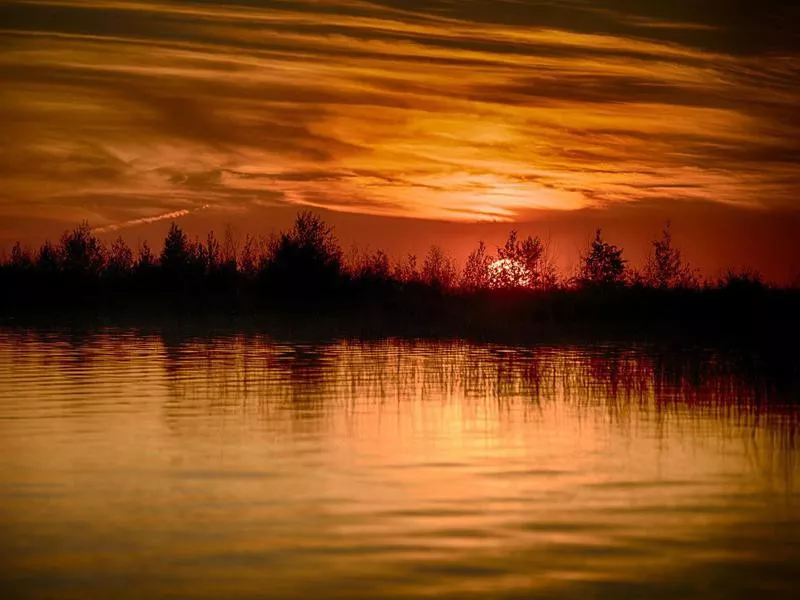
1,211,797,342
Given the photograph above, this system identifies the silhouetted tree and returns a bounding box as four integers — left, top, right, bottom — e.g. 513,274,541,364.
529,237,558,289
498,230,535,264
393,254,420,284
461,241,492,290
577,229,627,287
354,249,392,282
422,245,457,289
9,242,33,271
221,225,238,272
160,223,194,275
1,243,34,305
36,240,60,273
343,244,364,278
202,231,221,274
492,230,557,289
260,211,343,302
59,221,105,276
239,234,258,278
643,223,695,289
137,241,155,272
719,267,764,291
106,237,134,277
266,212,342,268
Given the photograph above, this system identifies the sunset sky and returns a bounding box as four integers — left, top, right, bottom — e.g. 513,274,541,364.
2,0,799,280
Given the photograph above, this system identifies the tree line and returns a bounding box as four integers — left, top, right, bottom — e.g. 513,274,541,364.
0,211,791,332
0,211,768,289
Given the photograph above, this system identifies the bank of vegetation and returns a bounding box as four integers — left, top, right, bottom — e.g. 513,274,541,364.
0,212,796,340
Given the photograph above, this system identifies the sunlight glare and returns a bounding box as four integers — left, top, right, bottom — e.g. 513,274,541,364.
488,258,532,288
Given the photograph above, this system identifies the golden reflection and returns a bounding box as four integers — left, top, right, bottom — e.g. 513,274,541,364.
0,330,798,598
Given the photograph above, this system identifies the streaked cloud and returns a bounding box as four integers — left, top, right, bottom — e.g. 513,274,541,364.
91,205,211,233
1,0,798,230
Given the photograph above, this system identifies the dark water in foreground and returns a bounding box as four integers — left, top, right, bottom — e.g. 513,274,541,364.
0,329,798,599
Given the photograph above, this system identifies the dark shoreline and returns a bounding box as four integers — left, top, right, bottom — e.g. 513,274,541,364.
4,213,797,350
2,286,798,348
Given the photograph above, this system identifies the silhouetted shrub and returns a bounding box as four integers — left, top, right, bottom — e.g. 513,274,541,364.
258,211,344,306
462,241,492,290
9,242,33,271
36,240,60,274
136,241,156,273
59,221,106,277
351,249,392,283
421,245,457,289
393,253,421,284
719,268,765,292
643,223,696,289
160,223,193,274
494,230,558,289
106,237,134,278
238,234,259,278
577,229,627,288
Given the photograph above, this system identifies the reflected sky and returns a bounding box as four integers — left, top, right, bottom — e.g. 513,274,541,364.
0,330,798,598
1,0,799,233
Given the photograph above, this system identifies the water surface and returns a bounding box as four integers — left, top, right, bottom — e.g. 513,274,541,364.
1,329,798,599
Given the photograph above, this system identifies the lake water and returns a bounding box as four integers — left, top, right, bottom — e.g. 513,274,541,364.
1,328,798,599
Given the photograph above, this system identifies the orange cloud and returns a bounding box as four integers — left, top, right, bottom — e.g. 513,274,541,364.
1,0,798,233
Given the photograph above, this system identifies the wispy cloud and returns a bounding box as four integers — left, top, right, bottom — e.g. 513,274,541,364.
91,205,208,233
1,0,799,228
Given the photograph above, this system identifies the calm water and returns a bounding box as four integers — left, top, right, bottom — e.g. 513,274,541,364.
1,329,798,599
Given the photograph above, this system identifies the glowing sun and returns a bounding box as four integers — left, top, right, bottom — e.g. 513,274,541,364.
488,258,532,289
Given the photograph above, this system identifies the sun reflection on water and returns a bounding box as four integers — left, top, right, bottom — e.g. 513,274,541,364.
0,330,798,599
